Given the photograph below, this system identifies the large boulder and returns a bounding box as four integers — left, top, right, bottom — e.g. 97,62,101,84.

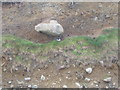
35,20,64,36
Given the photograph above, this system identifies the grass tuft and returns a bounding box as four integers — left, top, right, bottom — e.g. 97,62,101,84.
2,28,118,55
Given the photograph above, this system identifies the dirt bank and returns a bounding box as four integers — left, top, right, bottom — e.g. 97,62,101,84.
2,2,118,43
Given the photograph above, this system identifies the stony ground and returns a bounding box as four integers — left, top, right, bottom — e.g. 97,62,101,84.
2,2,118,42
1,2,119,88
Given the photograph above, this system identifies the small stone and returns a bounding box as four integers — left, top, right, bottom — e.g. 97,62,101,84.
3,68,7,72
17,80,24,85
103,77,112,83
32,85,38,88
114,13,117,16
96,84,99,87
59,78,62,81
85,68,93,74
9,57,12,61
28,85,32,88
67,71,71,74
63,85,67,88
105,15,110,19
58,65,66,70
15,68,18,71
66,76,69,79
8,81,12,84
75,82,82,88
10,85,14,88
93,81,98,84
81,12,84,15
106,86,109,88
94,17,98,21
56,38,61,42
52,83,56,85
99,61,104,66
41,75,45,80
85,78,91,82
113,83,116,85
24,77,31,81
108,72,111,74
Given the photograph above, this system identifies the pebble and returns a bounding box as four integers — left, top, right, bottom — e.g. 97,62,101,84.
28,85,32,88
67,71,71,74
41,75,45,80
85,68,93,74
8,81,12,84
32,85,38,88
15,68,18,71
81,12,84,15
52,83,56,85
10,84,14,88
106,86,109,88
114,13,117,16
99,61,104,66
108,72,111,74
96,84,99,87
63,85,67,88
94,17,98,21
66,76,69,79
3,68,7,72
85,78,91,82
56,38,61,42
58,65,66,70
93,81,98,84
113,82,116,86
9,57,12,61
17,80,24,85
103,77,112,83
75,82,82,88
105,15,110,19
24,77,31,81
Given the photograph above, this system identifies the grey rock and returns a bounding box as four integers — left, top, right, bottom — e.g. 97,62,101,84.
8,81,12,84
63,85,67,88
24,77,31,81
32,85,38,88
58,65,66,70
28,85,32,88
85,78,91,82
10,85,14,88
35,20,64,36
3,68,7,72
56,38,61,42
75,82,83,88
96,84,99,87
9,57,12,61
17,80,24,85
105,15,110,19
41,75,45,80
85,68,93,74
99,61,104,66
103,77,112,83
94,17,98,21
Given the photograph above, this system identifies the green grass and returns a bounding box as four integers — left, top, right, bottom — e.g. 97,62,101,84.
85,28,118,47
2,28,118,61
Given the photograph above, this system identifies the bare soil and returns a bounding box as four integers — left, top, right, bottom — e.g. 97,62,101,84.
2,2,119,88
2,2,118,43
